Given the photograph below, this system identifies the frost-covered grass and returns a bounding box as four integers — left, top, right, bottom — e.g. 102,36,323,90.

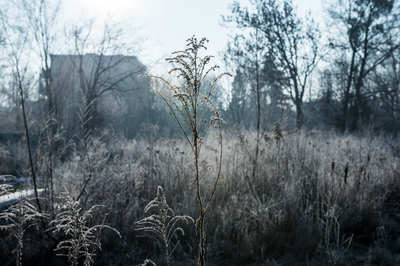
2,128,400,265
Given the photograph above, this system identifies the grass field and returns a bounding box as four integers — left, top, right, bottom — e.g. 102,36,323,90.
1,127,400,265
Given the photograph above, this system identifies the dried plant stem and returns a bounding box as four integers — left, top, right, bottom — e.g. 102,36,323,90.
139,36,231,266
136,186,193,266
0,198,47,266
50,189,120,266
13,54,41,215
76,96,94,204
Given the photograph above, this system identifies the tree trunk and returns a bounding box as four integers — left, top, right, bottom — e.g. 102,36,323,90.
295,99,303,129
341,49,357,133
350,12,371,131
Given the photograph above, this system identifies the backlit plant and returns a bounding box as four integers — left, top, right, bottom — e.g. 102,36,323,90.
139,36,231,265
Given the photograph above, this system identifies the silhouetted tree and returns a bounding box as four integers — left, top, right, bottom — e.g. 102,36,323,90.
66,18,147,134
223,26,291,179
224,0,321,129
326,0,400,132
226,68,250,127
369,50,400,133
23,0,61,125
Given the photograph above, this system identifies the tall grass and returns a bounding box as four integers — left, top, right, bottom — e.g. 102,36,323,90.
1,128,400,265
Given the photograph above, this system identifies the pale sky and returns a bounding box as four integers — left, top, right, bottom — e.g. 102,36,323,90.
61,0,323,72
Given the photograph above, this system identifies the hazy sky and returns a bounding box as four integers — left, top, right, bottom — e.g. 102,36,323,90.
62,0,323,71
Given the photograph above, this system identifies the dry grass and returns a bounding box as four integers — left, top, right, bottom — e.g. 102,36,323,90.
2,128,400,265
58,129,400,265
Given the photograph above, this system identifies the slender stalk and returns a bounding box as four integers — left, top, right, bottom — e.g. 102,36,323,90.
16,67,41,214
139,36,231,266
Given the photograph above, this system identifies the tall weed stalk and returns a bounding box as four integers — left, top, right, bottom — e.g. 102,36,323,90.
139,36,231,265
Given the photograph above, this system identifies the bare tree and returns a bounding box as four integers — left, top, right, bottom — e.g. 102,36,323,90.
16,0,62,212
224,0,321,129
223,33,263,129
369,50,400,133
222,31,288,177
65,18,147,133
0,5,42,213
22,0,61,120
326,0,400,132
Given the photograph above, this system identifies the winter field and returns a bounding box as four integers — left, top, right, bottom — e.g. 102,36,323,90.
1,127,400,265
